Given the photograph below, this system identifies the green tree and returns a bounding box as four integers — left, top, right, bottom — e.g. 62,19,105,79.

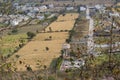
11,28,18,34
45,47,49,51
27,32,36,39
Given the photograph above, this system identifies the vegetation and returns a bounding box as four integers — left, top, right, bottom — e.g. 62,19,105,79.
0,1,14,15
27,31,36,39
56,57,63,70
38,16,57,24
0,33,28,57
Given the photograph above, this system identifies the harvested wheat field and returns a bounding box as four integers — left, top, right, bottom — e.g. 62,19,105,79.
56,13,78,21
9,13,79,71
45,13,79,31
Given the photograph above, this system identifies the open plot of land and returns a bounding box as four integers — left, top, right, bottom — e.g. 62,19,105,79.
17,24,45,34
70,19,89,54
9,13,79,71
45,13,79,31
56,13,78,21
45,21,76,31
73,19,89,39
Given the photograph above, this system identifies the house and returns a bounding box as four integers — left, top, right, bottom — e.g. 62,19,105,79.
40,5,47,10
48,4,54,8
66,7,74,11
36,15,45,20
10,19,20,26
94,4,106,13
23,16,29,21
33,7,40,13
109,12,120,17
80,6,86,11
27,12,36,18
60,59,85,71
95,4,102,10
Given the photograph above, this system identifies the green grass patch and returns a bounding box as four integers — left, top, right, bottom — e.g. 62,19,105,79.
0,33,28,57
0,23,7,27
94,54,109,65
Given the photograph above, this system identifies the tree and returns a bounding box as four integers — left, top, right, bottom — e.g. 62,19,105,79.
11,28,18,34
27,32,36,39
49,27,52,32
46,47,49,51
49,36,52,40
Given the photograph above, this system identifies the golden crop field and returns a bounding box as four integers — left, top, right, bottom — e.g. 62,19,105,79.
9,13,79,71
45,13,79,31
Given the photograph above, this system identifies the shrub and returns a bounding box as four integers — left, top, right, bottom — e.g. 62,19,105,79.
48,76,55,80
15,55,20,58
27,32,36,39
60,30,63,32
11,29,18,34
64,30,69,32
66,39,71,43
46,47,49,51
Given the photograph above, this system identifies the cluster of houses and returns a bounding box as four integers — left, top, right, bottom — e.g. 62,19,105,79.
0,3,57,27
79,4,120,18
0,14,30,26
59,43,85,71
0,2,120,27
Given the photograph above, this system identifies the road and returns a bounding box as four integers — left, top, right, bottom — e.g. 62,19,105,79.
86,6,95,55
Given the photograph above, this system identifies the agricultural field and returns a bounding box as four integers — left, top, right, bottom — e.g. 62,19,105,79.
17,24,45,34
45,13,79,32
0,24,46,56
10,32,68,71
0,33,28,57
9,13,79,71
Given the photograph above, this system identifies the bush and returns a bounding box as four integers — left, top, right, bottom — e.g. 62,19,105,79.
11,29,18,34
27,32,36,39
48,76,55,80
46,47,49,51
56,57,63,70
15,55,20,58
60,30,64,32
64,30,69,32
66,39,71,43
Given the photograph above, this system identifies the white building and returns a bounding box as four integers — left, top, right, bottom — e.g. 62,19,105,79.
48,4,54,8
27,12,36,18
40,5,47,10
66,7,74,11
37,15,45,20
80,6,86,11
10,19,20,26
109,12,120,17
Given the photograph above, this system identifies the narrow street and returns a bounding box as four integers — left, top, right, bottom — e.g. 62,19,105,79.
86,7,95,55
